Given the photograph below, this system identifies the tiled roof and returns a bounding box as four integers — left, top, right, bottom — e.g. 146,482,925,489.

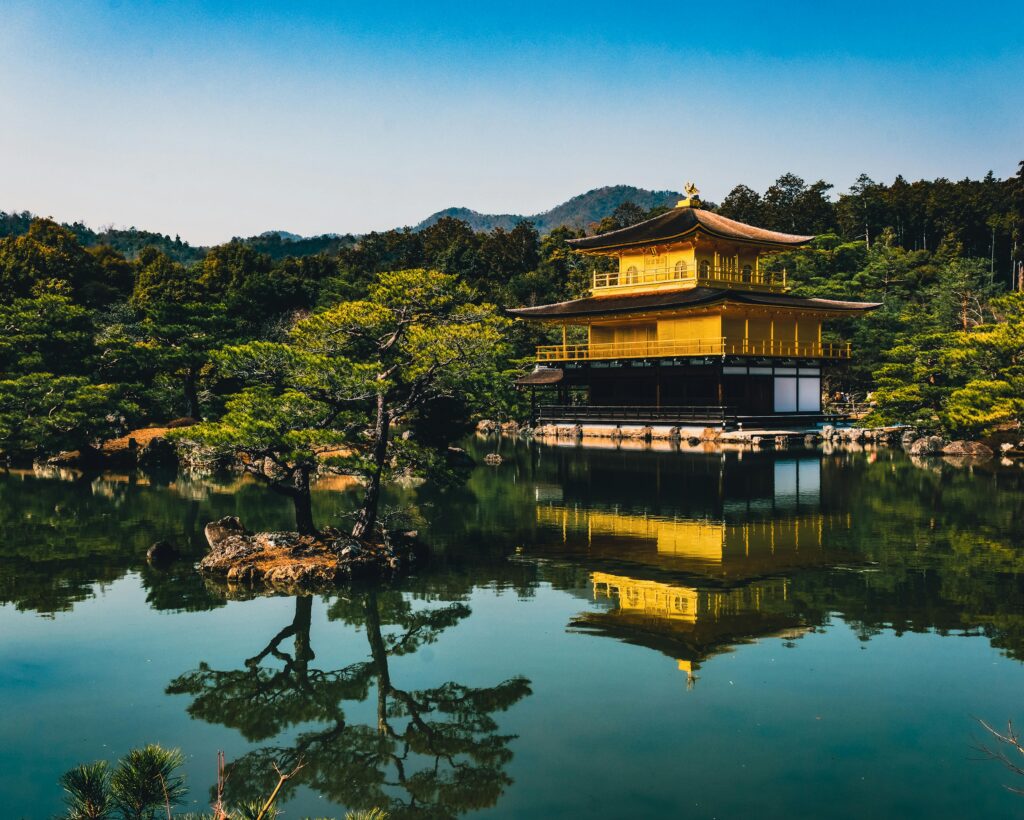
508,288,881,319
568,208,814,252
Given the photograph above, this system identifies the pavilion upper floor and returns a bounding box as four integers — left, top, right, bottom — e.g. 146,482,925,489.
590,239,791,295
567,202,815,297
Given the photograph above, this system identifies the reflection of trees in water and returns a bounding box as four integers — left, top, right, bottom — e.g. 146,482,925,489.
167,592,531,818
522,449,1024,665
5,442,1024,660
0,468,358,614
805,455,1024,660
0,470,225,614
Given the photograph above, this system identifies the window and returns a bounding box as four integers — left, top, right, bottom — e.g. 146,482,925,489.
774,377,797,412
625,265,639,284
742,264,752,283
698,260,710,278
674,260,688,279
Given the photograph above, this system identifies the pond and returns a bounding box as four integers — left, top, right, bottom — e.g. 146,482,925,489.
2,439,1024,818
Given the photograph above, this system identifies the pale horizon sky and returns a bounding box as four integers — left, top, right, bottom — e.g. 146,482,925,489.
2,0,1022,245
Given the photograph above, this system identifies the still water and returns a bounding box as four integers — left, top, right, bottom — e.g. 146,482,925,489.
2,439,1024,818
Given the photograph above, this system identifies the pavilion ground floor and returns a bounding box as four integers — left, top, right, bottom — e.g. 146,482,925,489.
525,356,839,429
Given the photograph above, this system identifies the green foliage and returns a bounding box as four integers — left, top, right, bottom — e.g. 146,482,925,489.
870,292,1024,436
0,373,136,458
130,248,197,307
176,269,508,535
108,744,187,820
58,746,186,820
345,810,389,820
59,761,113,820
99,298,235,419
0,219,107,302
0,294,95,377
941,379,1024,437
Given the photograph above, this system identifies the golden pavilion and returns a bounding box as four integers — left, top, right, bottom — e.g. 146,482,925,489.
511,184,880,426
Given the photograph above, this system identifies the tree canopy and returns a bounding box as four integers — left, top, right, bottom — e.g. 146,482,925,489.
174,269,509,536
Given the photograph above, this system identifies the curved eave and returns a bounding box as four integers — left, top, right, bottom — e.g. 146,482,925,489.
515,367,564,385
507,289,882,322
566,208,814,254
568,227,813,254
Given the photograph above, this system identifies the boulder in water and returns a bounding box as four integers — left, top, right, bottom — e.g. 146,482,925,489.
205,516,247,548
909,436,945,456
147,540,180,564
941,440,993,458
137,436,178,469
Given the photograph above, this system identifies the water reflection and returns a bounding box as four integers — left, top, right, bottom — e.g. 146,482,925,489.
168,591,531,817
510,443,1024,673
579,573,801,686
0,467,355,614
4,441,1024,816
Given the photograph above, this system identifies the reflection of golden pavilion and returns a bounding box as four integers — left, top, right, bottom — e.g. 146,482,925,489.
579,570,805,686
592,571,789,625
536,505,849,572
531,451,849,683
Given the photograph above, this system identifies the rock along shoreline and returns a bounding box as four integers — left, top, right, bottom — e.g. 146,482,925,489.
200,516,427,592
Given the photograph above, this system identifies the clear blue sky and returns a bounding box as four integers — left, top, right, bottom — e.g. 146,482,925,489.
2,0,1022,244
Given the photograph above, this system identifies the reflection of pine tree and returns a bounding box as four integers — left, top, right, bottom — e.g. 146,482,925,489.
167,592,531,818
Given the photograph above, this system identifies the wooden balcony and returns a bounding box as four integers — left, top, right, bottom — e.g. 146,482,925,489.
535,337,852,362
593,265,788,294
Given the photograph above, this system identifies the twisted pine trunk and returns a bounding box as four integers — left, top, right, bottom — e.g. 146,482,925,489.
291,466,316,536
184,368,201,419
351,396,390,540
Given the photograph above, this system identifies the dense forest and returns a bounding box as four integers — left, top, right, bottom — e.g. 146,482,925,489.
1,165,1023,463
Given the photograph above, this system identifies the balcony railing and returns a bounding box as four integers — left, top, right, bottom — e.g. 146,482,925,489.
535,337,851,362
592,265,787,293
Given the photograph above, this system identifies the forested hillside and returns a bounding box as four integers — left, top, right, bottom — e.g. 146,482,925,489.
415,185,682,233
0,211,355,265
1,165,1022,462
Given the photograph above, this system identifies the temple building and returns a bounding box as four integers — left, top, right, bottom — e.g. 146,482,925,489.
511,184,880,427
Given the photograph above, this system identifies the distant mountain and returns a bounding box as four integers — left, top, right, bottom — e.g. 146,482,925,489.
414,185,683,234
236,231,356,260
2,184,683,263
